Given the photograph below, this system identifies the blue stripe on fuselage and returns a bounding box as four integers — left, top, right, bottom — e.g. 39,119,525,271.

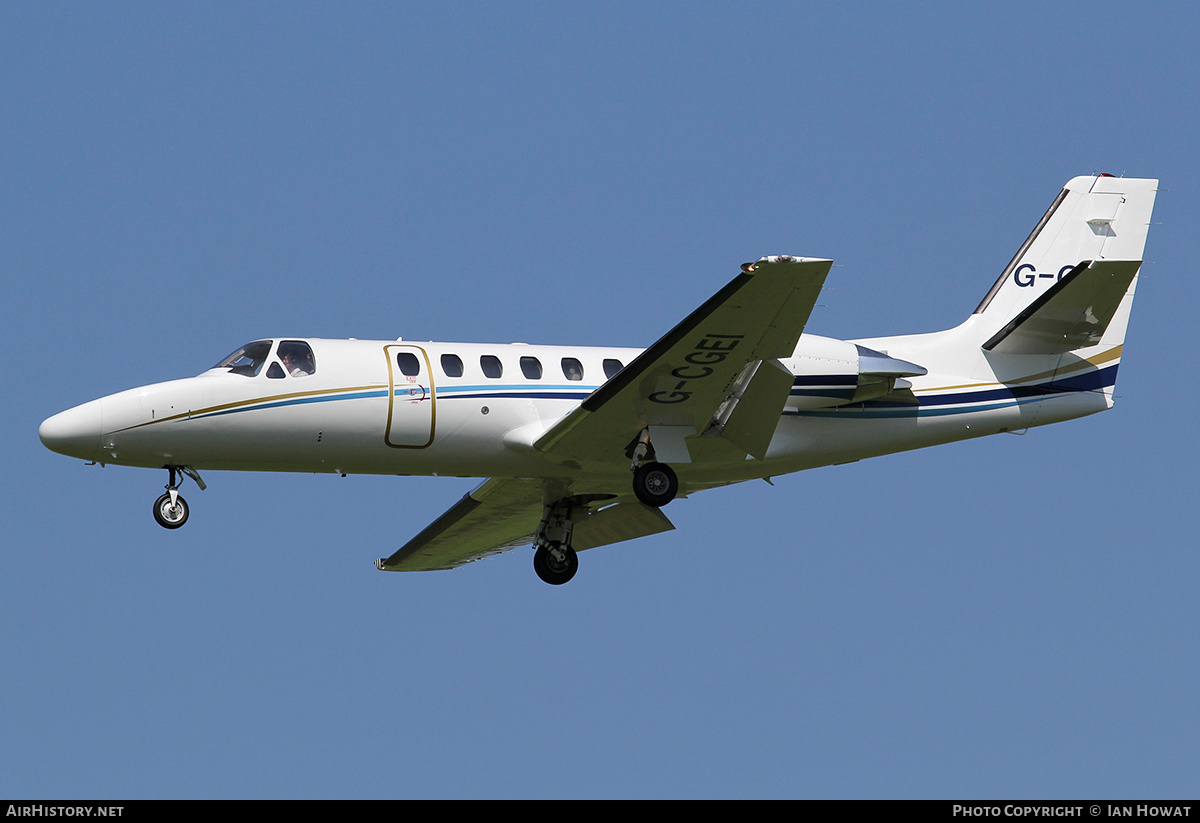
187,365,1116,424
785,364,1118,418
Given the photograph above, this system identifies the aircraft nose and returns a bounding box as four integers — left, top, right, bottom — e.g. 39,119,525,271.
39,399,103,459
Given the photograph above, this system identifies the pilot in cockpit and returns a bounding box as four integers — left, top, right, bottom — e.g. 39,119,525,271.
279,343,315,377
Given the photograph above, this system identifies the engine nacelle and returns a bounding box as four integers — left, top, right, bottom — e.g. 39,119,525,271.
782,335,926,410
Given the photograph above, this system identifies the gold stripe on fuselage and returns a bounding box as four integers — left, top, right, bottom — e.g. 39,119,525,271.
111,384,391,434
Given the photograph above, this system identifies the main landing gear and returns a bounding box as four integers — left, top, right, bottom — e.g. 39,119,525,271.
533,542,578,585
529,430,683,585
532,500,579,585
152,466,205,530
629,429,679,508
632,461,678,508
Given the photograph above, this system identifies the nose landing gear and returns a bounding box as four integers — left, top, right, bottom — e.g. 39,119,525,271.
152,466,205,530
153,489,189,529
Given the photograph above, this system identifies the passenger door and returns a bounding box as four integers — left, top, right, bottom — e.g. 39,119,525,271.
384,344,435,448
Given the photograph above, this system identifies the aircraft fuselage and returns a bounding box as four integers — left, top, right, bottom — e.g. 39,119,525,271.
40,333,1107,491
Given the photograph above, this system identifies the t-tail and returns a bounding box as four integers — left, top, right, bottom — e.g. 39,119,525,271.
971,174,1157,356
865,174,1158,410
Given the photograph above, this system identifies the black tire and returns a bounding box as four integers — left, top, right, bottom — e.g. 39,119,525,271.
533,543,578,585
633,461,678,507
153,492,189,529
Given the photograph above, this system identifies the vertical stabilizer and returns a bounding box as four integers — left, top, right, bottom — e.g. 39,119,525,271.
971,175,1157,348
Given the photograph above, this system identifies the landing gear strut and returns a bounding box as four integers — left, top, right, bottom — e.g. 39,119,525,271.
152,466,204,530
532,500,579,585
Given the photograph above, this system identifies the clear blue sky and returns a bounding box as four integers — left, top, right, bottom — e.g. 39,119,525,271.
3,3,1197,799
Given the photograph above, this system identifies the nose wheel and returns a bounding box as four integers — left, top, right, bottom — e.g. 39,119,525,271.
153,490,189,529
152,466,204,530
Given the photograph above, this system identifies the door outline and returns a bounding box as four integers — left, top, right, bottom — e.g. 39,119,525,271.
384,344,436,448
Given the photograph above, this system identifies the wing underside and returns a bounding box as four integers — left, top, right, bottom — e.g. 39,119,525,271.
376,477,674,571
376,478,544,571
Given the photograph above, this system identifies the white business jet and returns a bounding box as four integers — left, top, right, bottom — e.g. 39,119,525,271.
40,175,1158,584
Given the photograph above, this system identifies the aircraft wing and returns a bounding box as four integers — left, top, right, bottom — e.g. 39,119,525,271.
376,477,675,571
534,256,832,463
379,256,827,572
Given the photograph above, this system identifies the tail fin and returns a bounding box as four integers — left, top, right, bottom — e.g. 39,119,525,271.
971,175,1158,352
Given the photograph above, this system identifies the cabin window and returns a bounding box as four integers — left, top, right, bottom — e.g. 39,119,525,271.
213,340,273,377
396,352,421,377
266,362,285,379
278,340,315,376
561,357,583,381
481,355,503,379
603,358,624,379
441,353,463,378
520,356,542,380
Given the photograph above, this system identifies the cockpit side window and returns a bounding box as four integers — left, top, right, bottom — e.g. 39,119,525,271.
214,340,273,377
278,340,316,377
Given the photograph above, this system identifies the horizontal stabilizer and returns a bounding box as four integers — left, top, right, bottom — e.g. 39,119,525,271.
983,260,1141,354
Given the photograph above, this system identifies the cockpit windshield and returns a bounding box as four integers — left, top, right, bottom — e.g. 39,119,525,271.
210,339,317,378
212,340,273,376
